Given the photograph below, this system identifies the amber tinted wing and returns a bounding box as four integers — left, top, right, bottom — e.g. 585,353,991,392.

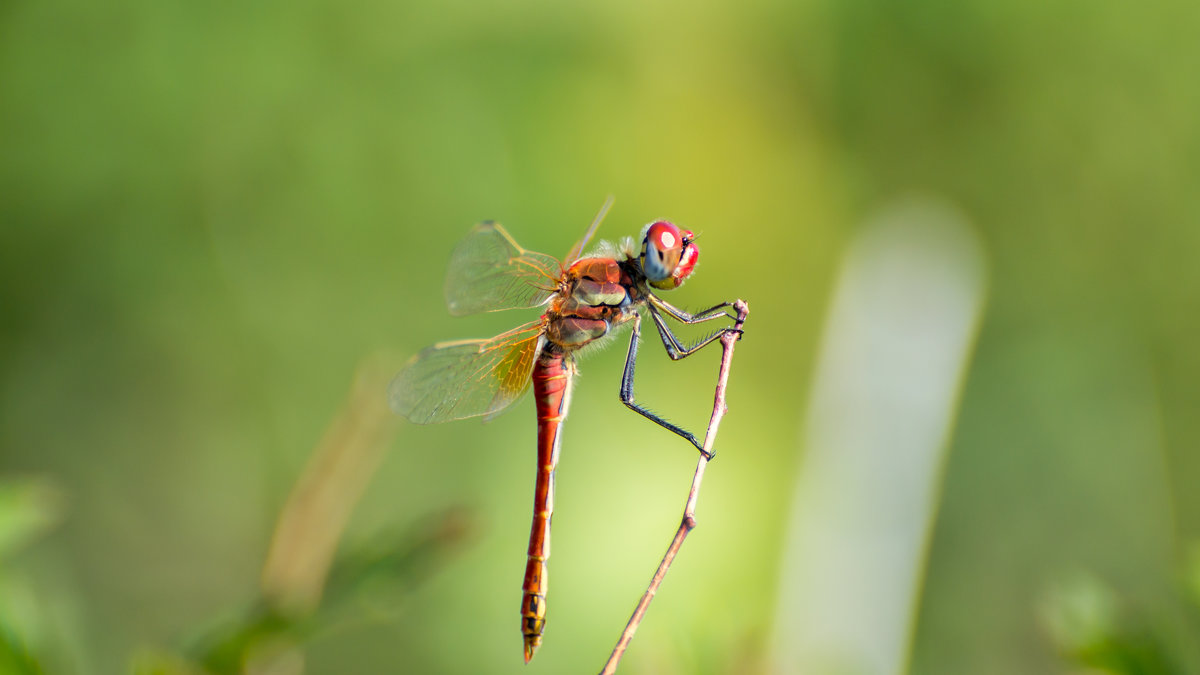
388,320,544,424
443,223,561,317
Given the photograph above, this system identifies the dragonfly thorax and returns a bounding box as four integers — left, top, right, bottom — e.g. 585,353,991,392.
545,257,638,350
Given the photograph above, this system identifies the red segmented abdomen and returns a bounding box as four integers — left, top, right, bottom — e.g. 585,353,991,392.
521,347,572,662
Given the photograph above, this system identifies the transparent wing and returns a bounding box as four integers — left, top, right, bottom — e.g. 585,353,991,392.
563,195,614,263
444,223,561,317
389,320,544,424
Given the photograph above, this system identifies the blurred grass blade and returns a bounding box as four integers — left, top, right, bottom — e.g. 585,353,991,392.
179,507,473,675
261,355,400,616
770,198,987,675
0,478,64,560
0,478,64,675
0,627,47,675
1041,572,1190,674
321,506,474,613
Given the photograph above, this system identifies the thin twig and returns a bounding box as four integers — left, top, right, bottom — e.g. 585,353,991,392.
600,299,750,675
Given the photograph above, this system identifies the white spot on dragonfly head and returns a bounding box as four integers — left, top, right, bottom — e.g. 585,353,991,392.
660,230,676,249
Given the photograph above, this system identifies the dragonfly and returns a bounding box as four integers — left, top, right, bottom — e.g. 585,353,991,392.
388,199,744,662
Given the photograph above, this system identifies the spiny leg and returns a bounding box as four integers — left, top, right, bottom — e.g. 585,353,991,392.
647,305,742,361
650,296,738,324
619,313,712,458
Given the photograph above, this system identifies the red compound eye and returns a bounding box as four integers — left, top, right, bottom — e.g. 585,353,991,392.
673,231,698,282
642,221,699,290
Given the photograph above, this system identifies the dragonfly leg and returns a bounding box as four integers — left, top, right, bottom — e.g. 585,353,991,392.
650,297,739,325
619,314,712,459
647,303,744,361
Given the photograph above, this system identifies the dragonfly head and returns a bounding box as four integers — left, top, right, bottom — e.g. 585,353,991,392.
640,221,698,290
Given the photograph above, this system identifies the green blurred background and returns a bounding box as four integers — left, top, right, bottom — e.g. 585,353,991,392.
2,0,1199,673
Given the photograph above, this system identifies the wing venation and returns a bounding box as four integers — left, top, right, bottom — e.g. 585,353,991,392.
444,223,560,316
389,320,544,424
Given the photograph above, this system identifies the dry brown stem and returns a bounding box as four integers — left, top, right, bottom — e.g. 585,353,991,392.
261,356,399,615
600,299,749,675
